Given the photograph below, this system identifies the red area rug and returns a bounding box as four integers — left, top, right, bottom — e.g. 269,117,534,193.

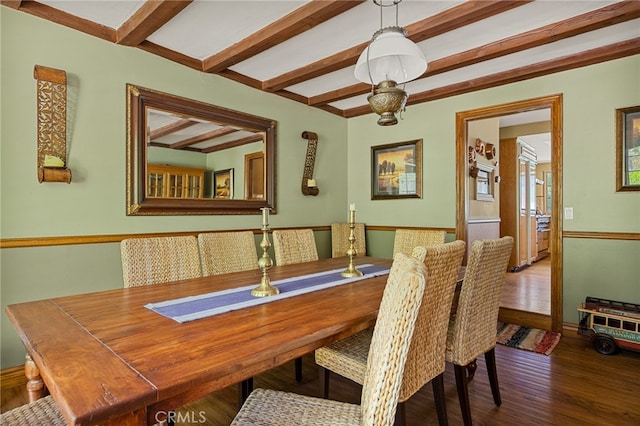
496,322,561,355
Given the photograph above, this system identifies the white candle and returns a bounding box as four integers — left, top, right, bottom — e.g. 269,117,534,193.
348,203,356,223
262,207,269,226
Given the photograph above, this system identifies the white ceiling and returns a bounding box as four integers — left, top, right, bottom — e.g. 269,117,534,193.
519,132,552,163
9,0,638,119
500,109,551,163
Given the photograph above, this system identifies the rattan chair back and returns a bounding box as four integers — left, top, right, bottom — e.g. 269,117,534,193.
198,231,258,276
0,395,66,425
392,229,446,257
331,223,366,258
446,236,514,366
272,229,318,266
396,240,466,401
231,253,426,426
120,236,201,287
360,253,427,425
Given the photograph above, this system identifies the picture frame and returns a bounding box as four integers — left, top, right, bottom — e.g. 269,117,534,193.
371,139,422,200
214,168,234,198
616,105,640,191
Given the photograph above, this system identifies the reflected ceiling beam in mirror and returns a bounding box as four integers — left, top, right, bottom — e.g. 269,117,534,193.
203,134,264,154
149,118,198,140
168,128,238,150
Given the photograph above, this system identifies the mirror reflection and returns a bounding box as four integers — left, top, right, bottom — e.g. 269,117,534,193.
126,84,276,215
147,108,265,200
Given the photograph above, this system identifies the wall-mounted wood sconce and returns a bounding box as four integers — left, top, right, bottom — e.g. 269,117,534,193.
301,131,319,196
34,65,72,183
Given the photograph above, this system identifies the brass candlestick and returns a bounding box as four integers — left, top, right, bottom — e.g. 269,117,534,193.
252,208,279,297
341,209,363,278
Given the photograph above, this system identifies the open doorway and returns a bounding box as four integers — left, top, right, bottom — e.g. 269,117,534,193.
455,94,563,332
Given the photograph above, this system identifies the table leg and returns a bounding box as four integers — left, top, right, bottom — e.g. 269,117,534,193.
25,354,47,402
238,378,253,408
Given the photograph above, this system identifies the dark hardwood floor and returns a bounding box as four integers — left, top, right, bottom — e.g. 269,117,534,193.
6,333,637,425
179,333,640,425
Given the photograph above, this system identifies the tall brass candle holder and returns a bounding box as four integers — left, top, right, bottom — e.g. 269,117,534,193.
251,208,279,297
341,207,363,278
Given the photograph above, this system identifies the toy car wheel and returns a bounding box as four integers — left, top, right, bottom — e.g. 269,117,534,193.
593,335,618,355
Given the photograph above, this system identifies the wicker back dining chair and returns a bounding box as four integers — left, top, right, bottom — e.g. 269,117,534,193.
331,222,366,258
231,253,427,426
272,229,318,266
0,395,66,425
392,229,446,257
198,231,258,276
315,240,466,425
120,236,201,287
445,236,513,426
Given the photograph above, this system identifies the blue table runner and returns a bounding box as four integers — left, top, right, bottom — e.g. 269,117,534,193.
145,264,389,323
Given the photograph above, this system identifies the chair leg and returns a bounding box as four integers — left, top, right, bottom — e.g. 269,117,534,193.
394,401,406,426
454,364,473,426
431,373,448,426
318,366,330,398
238,377,253,408
466,359,478,381
485,348,502,406
295,356,303,382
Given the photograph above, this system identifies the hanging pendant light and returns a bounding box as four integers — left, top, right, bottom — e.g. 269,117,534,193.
354,0,427,126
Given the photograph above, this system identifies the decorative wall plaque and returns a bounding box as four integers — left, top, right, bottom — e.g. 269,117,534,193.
34,65,71,183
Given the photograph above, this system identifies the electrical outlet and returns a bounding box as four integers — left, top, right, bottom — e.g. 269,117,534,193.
564,207,574,220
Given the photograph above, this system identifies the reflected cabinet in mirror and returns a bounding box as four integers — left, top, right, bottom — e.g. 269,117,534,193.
126,84,276,215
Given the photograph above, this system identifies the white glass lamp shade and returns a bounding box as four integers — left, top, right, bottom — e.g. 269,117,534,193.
354,28,427,85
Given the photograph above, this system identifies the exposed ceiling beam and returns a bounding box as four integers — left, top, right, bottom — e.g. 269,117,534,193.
308,82,368,107
423,0,640,78
202,0,365,73
408,0,534,41
0,0,23,9
10,0,116,41
137,40,204,71
117,0,193,46
262,0,532,92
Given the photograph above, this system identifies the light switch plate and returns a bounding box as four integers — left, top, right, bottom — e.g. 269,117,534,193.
564,207,574,220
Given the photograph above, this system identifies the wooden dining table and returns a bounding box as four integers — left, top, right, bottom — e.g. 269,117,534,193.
5,256,393,425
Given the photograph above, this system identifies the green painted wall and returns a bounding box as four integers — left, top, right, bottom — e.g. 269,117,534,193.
347,55,640,331
1,8,639,368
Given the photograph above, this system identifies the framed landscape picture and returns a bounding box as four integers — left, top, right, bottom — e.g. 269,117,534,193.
214,168,234,198
616,105,640,191
371,139,422,200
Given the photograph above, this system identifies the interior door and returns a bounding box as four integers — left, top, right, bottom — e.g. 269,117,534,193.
244,152,264,200
455,94,563,332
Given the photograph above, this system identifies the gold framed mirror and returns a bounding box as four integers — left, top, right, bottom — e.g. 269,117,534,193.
126,84,276,215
